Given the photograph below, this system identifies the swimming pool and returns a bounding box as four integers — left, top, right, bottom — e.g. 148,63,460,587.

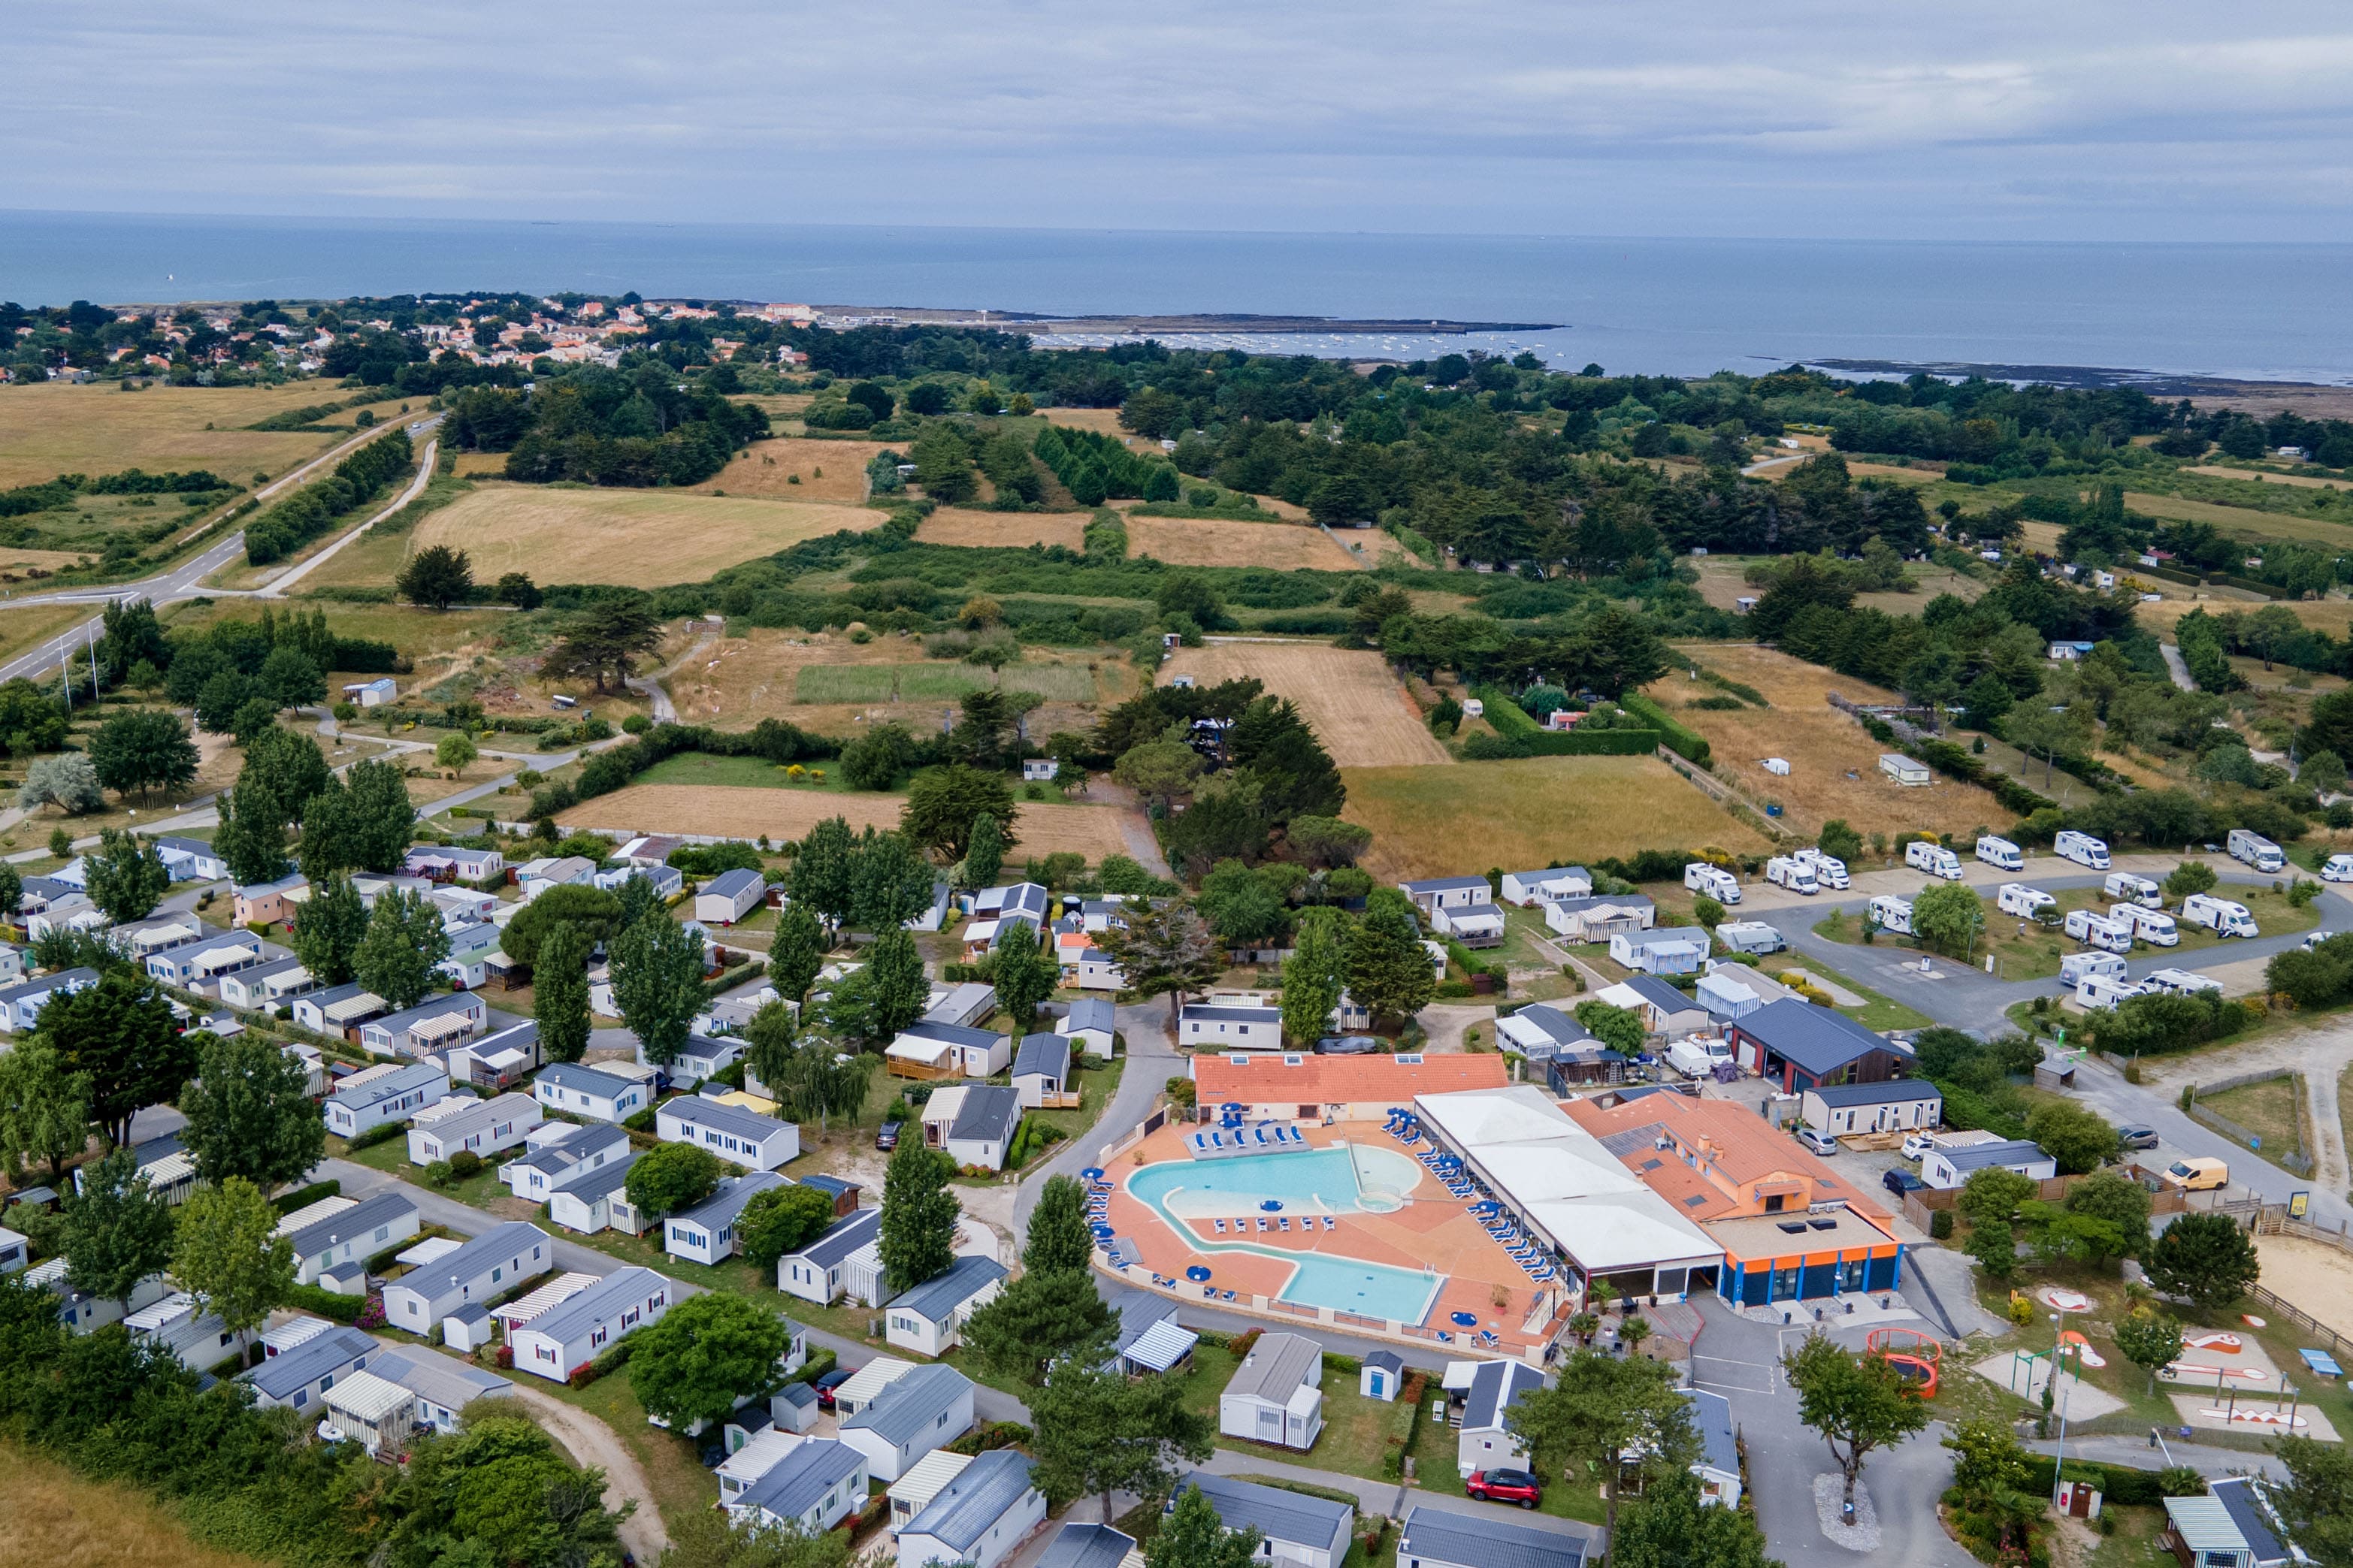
1127,1144,1441,1322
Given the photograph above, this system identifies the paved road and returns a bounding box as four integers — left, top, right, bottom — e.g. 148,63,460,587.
2161,643,2197,691
1012,998,1182,1234
259,432,440,597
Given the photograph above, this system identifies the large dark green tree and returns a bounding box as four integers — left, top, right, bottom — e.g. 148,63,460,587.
878,1140,959,1294
291,872,368,984
2146,1212,2261,1308
62,1144,177,1311
1345,887,1436,1028
41,970,190,1147
84,828,169,923
178,1032,325,1192
900,766,1017,863
533,920,593,1064
87,709,198,803
353,887,452,1010
611,914,709,1068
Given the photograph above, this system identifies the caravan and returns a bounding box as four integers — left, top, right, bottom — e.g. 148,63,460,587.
2058,951,2127,987
1868,895,1915,935
2103,872,2162,908
2181,894,2258,938
2146,967,2225,997
2116,905,2179,947
1763,857,1819,895
2076,974,2147,1009
2064,908,2134,953
1905,840,1963,881
1795,848,1851,890
2054,830,2110,871
2325,854,2353,884
1975,835,2025,872
1995,883,2056,919
1684,863,1742,905
2227,829,2286,873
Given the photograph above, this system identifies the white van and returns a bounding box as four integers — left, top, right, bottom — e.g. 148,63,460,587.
2064,908,2134,953
1868,895,1914,935
1685,863,1742,905
1975,835,2024,872
2324,854,2353,884
2146,967,2224,997
1666,1037,1734,1080
1906,840,1963,881
2117,904,2179,946
2227,829,2285,873
1996,883,2056,919
1796,848,1851,890
2054,830,2111,871
2077,974,2148,1008
2059,950,2127,987
2182,893,2258,938
1764,856,1820,896
2103,872,2162,908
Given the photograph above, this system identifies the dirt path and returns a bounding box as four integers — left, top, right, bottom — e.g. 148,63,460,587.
503,1378,670,1562
2134,1018,2353,1193
629,618,723,724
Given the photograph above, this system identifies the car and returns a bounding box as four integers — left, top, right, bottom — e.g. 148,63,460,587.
1315,1035,1380,1054
876,1120,902,1151
1901,1133,1936,1160
1794,1128,1840,1156
812,1367,854,1410
1883,1169,1925,1195
1465,1468,1542,1508
2118,1125,2159,1150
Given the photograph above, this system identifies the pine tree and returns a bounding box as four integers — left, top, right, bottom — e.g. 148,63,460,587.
879,1139,960,1293
534,920,592,1063
965,811,1006,888
1024,1174,1093,1273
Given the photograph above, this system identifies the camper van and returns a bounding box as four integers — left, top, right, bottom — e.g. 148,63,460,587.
2324,854,2353,884
1996,883,2056,919
2227,829,2286,874
2146,967,2224,997
1795,848,1851,890
2181,893,2258,938
1975,835,2025,872
1684,863,1742,905
1666,1037,1734,1080
1763,857,1819,895
2116,905,2179,946
2059,951,2127,987
2103,872,2162,908
1868,895,1915,935
1905,840,1963,881
2054,830,2110,871
2064,908,2134,953
2076,973,2147,1009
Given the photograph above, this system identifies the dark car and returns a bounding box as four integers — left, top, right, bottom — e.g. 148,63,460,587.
876,1120,902,1151
1466,1468,1542,1508
1883,1168,1925,1196
2119,1125,2160,1150
1315,1035,1380,1055
812,1367,854,1410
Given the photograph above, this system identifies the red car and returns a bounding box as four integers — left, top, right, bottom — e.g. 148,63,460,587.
1465,1468,1542,1508
812,1367,854,1410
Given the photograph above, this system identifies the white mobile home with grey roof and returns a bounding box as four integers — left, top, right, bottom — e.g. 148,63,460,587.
884,1255,1008,1357
322,1061,449,1137
0,967,98,1032
897,1448,1045,1568
725,1438,869,1535
534,1061,649,1123
840,1361,977,1482
1398,1506,1586,1568
503,1120,632,1201
407,1092,541,1166
509,1265,673,1383
665,1171,788,1264
658,1094,798,1171
779,1206,884,1304
1172,1474,1353,1568
380,1222,552,1334
1217,1331,1324,1451
278,1192,421,1286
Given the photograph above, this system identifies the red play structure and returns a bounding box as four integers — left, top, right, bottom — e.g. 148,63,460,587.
1867,1325,1942,1397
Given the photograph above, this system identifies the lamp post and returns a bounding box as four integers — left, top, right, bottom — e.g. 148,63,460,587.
2049,1312,2077,1506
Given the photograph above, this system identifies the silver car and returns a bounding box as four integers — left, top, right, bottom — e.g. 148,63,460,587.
1794,1128,1840,1156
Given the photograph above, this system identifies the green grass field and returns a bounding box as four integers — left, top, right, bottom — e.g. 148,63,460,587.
630,749,854,792
2200,1074,2306,1159
1814,884,2318,981
794,661,1099,704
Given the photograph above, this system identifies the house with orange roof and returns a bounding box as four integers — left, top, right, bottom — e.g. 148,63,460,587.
1563,1092,1904,1307
1190,1051,1510,1123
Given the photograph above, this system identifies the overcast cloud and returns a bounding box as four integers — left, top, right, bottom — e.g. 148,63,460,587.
10,2,2353,239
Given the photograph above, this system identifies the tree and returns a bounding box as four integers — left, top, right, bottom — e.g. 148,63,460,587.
2273,1436,2353,1568
1346,887,1436,1029
437,730,479,771
769,904,829,1004
258,645,326,709
213,775,290,886
498,882,624,968
1967,1217,2019,1281
839,722,914,790
1608,1466,1777,1568
61,1145,176,1311
19,752,103,815
901,766,1018,863
1939,1419,2043,1566
2114,1307,2187,1396
1099,900,1223,1029
990,920,1058,1029
736,1183,837,1273
2164,860,2218,901
1574,1001,1645,1055
964,811,1006,889
790,816,858,926
2146,1212,2261,1308
2025,1100,2119,1176
1197,861,1288,947
0,863,20,924
1511,1349,1695,1554
1818,820,1863,863
178,1032,325,1192
2303,750,2348,799
1031,1374,1215,1537
292,871,368,984
340,759,416,872
173,1177,294,1354
626,1290,788,1427
354,887,452,1010
397,544,476,610
1024,1175,1094,1274
541,599,662,692
611,913,708,1068
0,1035,89,1180
623,1141,722,1219
661,1511,852,1568
41,970,190,1147
1780,1331,1930,1512
963,1267,1114,1386
1154,576,1229,631
244,725,332,826
1113,737,1205,808
1285,815,1371,869
1280,907,1347,1046
81,828,168,923
534,920,593,1064
1910,882,1985,961
879,1140,959,1294
87,709,198,802
2061,1169,2152,1259
495,571,544,610
740,1000,797,1100
850,830,936,932
1957,1165,2039,1229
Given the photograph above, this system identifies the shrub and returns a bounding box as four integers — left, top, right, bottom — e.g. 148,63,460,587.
283,1282,367,1322
272,1178,341,1214
449,1150,482,1179
1931,1209,1954,1240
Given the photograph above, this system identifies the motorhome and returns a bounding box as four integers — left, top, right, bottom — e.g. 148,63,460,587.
2227,829,2286,873
2146,968,2224,997
2076,973,2147,1008
2181,894,2258,938
1995,883,2056,919
2103,872,2162,908
1684,863,1741,905
2324,855,2353,884
2116,905,2179,946
1665,1036,1734,1080
1795,848,1850,890
2053,830,2110,871
1762,857,1819,895
1868,895,1914,935
1905,840,1963,881
2058,951,2127,987
2064,908,2134,953
1974,835,2024,872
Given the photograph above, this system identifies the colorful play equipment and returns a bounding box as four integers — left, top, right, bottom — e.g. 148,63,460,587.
1867,1326,1942,1397
2185,1331,2246,1353
2244,1315,2270,1329
2058,1330,2108,1370
2040,1286,2096,1313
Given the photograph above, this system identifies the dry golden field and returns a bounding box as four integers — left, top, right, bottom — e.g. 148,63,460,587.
2122,491,2353,546
451,452,509,476
0,1442,268,1568
691,437,888,503
1041,407,1130,436
1159,641,1453,767
2187,464,2353,493
1342,755,1769,881
0,382,389,489
915,509,1090,550
1124,514,1366,571
559,783,1138,860
410,485,883,585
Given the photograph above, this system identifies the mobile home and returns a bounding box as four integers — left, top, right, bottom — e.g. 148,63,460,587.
2227,829,2286,873
2182,894,2258,938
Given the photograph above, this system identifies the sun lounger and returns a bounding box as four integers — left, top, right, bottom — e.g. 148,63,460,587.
1213,1219,1226,1234
1256,1216,1269,1231
1321,1215,1336,1230
1220,1289,1235,1301
1277,1216,1291,1231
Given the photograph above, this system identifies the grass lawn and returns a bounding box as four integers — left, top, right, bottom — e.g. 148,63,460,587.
2200,1074,2306,1160
1815,885,2320,983
1023,1054,1126,1155
632,749,852,792
527,1359,715,1534
2085,1502,2172,1568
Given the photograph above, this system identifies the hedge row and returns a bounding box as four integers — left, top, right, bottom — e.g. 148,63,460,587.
1620,692,1713,768
283,1283,366,1323
245,428,415,564
1468,687,1661,757
1853,714,2063,816
531,719,836,821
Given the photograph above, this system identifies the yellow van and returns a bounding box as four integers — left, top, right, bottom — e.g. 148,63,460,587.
2160,1157,2228,1192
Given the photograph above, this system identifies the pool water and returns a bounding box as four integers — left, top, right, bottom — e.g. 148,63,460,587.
1127,1144,1442,1323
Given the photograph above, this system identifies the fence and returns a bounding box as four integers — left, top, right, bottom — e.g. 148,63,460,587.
1658,746,1792,841
2186,1069,2316,1177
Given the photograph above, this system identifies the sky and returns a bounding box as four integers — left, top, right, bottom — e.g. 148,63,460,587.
11,2,2353,240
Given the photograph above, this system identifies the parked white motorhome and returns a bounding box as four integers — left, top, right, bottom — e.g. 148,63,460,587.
2227,829,2286,873
2146,967,2225,997
1763,857,1819,896
1795,848,1850,890
2053,831,2110,871
2325,854,2353,884
2181,894,2258,938
2077,974,2148,1008
1975,835,2024,872
1868,895,1914,935
1665,1037,1733,1080
1996,884,2055,919
2103,873,2162,908
1906,841,1963,881
2116,905,2179,947
2064,908,2134,953
2059,951,2127,987
1684,863,1741,905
